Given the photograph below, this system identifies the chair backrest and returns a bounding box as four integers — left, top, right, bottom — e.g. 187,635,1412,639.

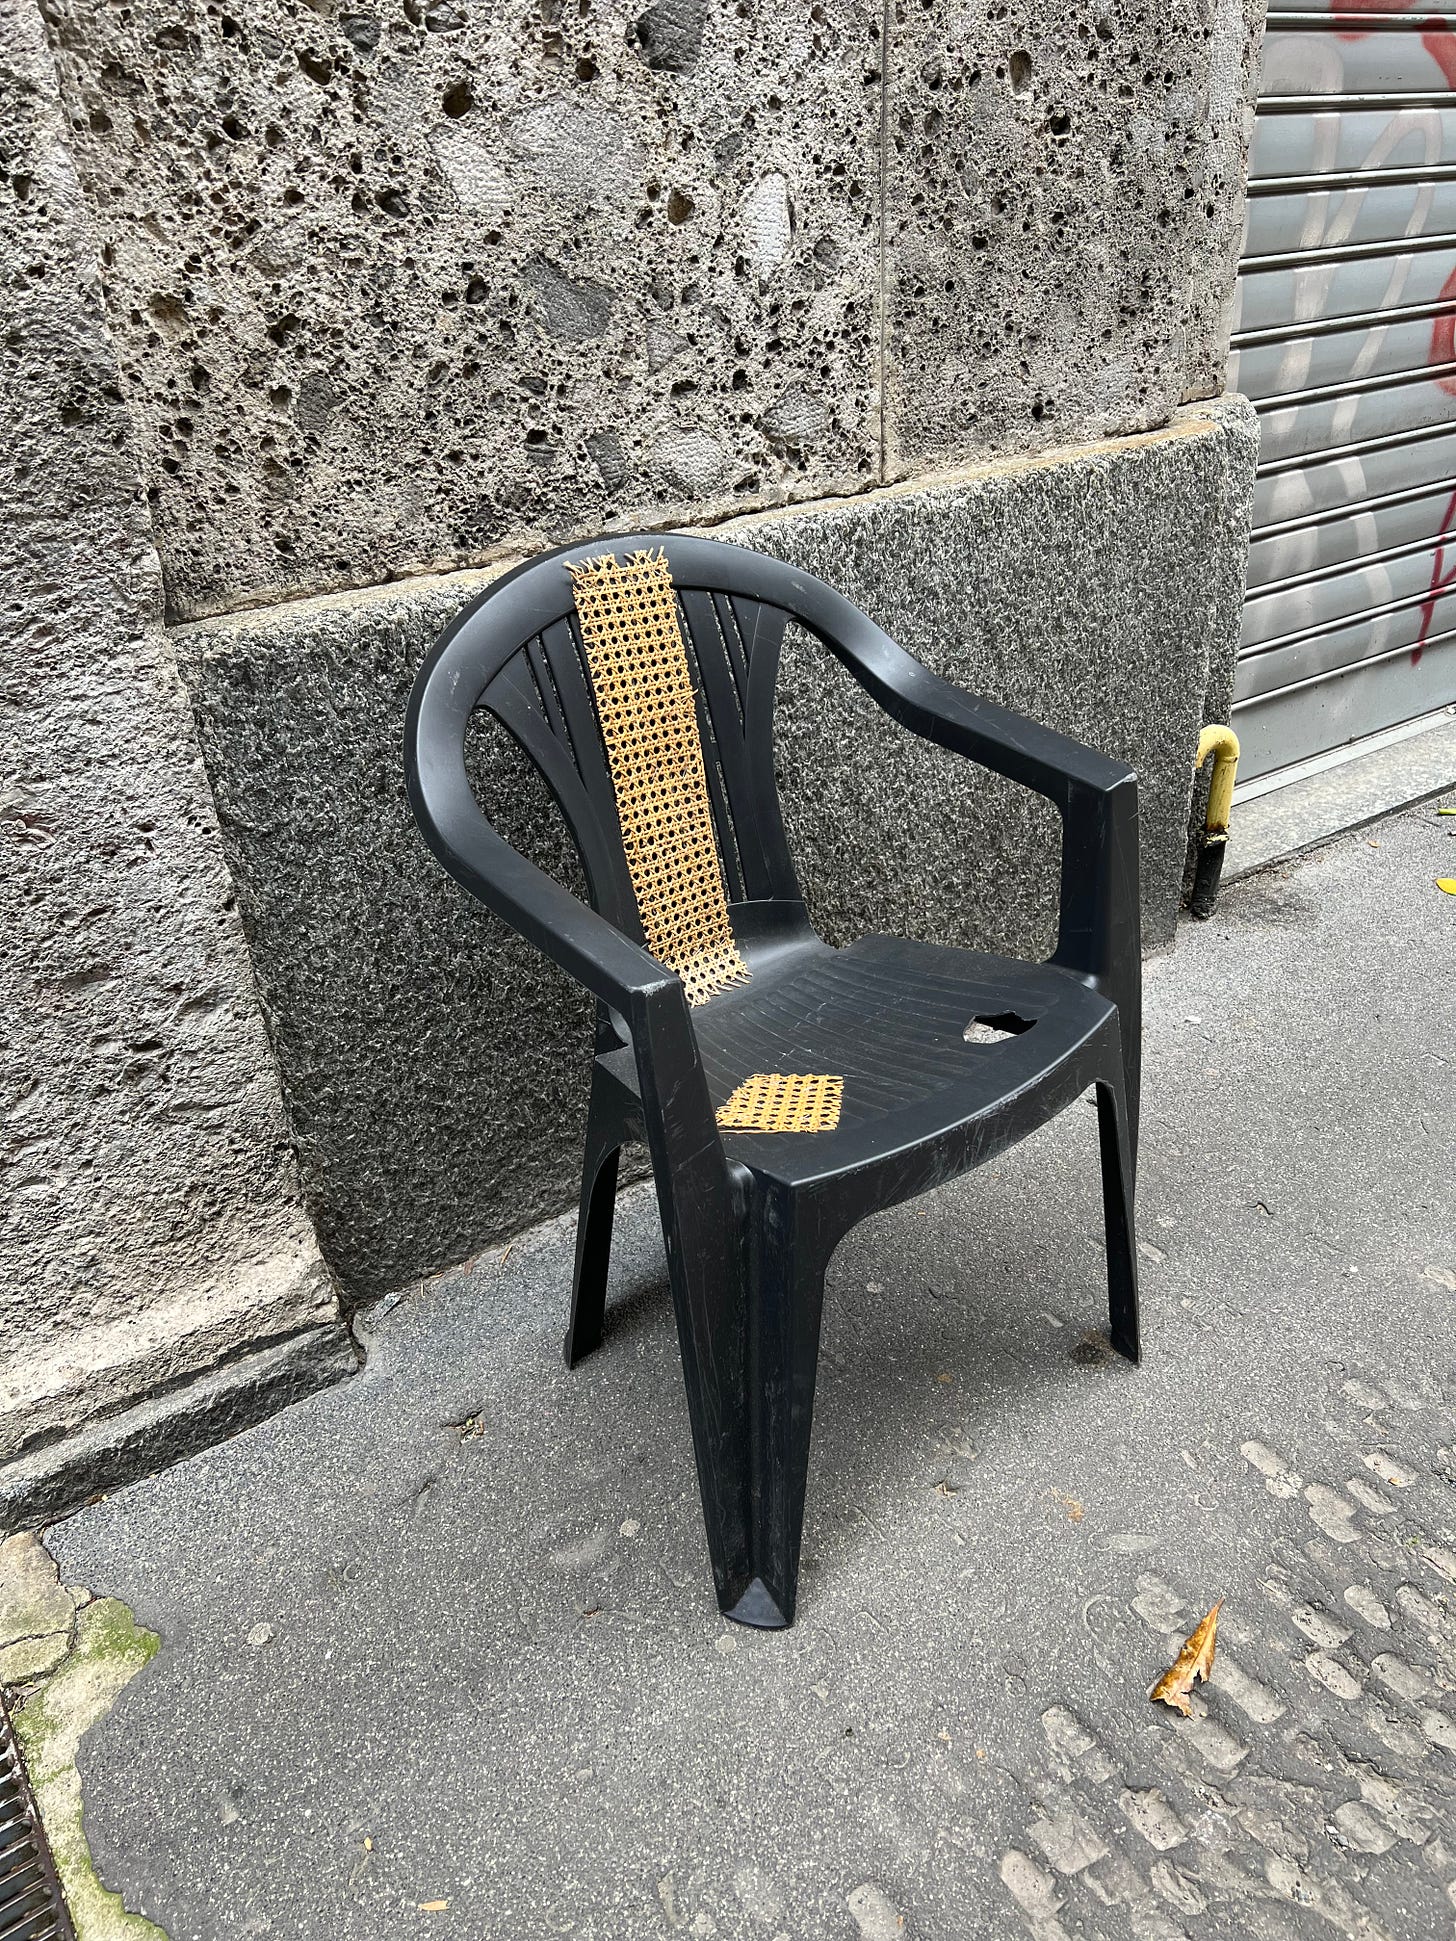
411,532,818,980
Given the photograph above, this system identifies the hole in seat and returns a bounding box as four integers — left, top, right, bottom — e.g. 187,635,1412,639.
963,1010,1034,1045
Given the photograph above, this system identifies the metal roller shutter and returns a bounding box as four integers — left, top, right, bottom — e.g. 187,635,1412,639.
1228,3,1456,785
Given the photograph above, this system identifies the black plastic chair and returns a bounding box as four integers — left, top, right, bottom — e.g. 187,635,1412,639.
405,533,1141,1629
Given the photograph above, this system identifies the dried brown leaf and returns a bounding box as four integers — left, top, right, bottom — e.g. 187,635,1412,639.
1149,1599,1222,1716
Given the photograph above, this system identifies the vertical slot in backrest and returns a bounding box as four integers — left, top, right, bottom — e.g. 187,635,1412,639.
677,584,801,904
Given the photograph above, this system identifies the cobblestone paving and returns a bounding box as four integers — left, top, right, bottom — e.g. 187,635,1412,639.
997,1368,1456,1940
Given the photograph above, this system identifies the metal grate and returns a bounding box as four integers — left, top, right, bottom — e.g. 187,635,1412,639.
0,1691,72,1941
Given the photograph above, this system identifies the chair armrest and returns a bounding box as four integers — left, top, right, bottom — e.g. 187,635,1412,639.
410,769,730,1163
410,752,730,1142
406,728,668,1014
406,637,727,1186
816,611,1139,989
820,608,1130,804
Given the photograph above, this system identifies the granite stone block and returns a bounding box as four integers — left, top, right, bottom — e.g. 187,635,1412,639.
883,2,1264,470
45,0,883,618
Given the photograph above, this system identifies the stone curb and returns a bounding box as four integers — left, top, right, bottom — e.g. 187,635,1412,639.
0,1327,359,1533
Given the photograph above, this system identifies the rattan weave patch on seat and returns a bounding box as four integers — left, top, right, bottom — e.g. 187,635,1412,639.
569,548,750,1007
716,1071,844,1134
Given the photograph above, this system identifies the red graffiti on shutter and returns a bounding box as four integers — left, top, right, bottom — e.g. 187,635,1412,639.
1415,490,1456,660
1336,0,1456,84
1417,265,1456,660
1334,4,1456,658
1336,0,1414,24
1419,19,1456,87
1431,264,1456,396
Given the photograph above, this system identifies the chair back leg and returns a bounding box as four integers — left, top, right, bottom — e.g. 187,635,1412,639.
564,1107,622,1367
564,1064,633,1367
1095,1077,1140,1363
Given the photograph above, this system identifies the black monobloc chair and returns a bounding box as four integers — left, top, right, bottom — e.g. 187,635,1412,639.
405,534,1141,1629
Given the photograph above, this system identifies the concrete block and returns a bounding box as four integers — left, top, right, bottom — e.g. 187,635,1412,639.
884,1,1265,471
178,399,1256,1299
0,0,336,1465
1225,715,1456,885
0,1531,79,1685
3,1246,341,1467
177,564,598,1299
44,0,883,617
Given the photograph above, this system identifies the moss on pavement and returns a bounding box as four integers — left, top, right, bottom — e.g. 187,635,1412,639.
13,1593,167,1940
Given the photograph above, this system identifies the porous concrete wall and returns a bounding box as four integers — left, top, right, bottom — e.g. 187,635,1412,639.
41,0,1261,620
0,0,340,1474
178,400,1256,1299
882,0,1262,471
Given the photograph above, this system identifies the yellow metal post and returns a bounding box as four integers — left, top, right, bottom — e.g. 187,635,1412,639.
1196,725,1240,836
1189,725,1240,919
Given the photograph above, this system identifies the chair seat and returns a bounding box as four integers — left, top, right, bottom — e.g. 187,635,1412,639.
609,932,1118,1197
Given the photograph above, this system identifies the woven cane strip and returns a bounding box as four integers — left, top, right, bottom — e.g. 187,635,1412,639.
569,549,749,1007
716,1072,844,1134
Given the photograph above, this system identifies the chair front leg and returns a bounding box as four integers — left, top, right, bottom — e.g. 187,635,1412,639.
631,986,837,1627
1053,770,1141,1149
660,1171,835,1630
631,986,757,1617
733,1181,836,1629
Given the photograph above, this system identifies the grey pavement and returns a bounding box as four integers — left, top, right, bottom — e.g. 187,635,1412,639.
48,799,1456,1941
